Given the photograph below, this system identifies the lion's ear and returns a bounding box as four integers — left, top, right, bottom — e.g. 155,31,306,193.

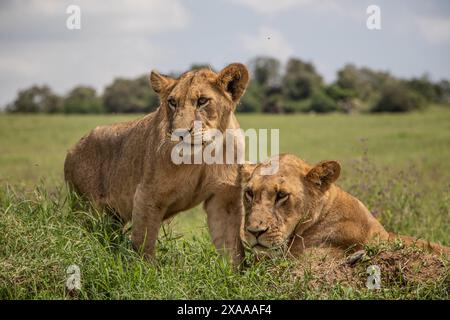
306,161,341,191
216,63,250,103
240,162,256,185
149,70,175,94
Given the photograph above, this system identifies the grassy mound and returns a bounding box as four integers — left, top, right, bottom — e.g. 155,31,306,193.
1,186,448,299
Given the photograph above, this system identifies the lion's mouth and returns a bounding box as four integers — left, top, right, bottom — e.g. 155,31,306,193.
246,237,292,253
181,137,213,146
252,243,269,250
250,243,287,257
167,131,214,146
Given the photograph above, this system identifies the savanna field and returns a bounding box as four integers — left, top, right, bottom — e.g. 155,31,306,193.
0,108,449,299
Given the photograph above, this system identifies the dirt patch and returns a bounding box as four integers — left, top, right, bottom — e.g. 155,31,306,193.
294,246,450,290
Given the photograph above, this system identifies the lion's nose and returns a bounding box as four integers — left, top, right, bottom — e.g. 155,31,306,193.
246,225,269,238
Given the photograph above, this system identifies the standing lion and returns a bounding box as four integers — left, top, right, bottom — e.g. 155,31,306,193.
64,63,249,265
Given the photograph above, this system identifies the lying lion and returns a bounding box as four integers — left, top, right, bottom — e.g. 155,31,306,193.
65,63,249,265
241,154,450,257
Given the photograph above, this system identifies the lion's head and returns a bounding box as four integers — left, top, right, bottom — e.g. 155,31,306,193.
241,154,341,253
150,63,249,146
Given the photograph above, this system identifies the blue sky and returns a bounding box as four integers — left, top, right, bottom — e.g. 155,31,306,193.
0,0,449,107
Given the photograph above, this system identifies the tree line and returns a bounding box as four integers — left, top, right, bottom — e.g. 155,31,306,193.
5,56,450,114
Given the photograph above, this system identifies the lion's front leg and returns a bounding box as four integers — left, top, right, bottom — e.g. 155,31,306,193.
287,234,307,258
288,232,346,259
131,185,165,260
204,193,245,267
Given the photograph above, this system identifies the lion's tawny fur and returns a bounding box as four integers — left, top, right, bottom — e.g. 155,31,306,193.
242,154,450,257
65,64,250,265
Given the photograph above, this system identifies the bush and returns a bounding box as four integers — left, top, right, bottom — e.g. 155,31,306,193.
6,57,448,114
325,84,356,101
262,94,284,113
248,57,281,88
435,80,450,105
7,85,62,113
281,99,311,113
63,86,104,114
282,58,323,100
308,91,338,113
237,82,263,113
336,64,393,103
372,83,426,113
406,75,439,103
103,76,159,113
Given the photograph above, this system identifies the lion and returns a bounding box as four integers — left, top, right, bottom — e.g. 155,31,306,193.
241,154,450,258
64,63,250,265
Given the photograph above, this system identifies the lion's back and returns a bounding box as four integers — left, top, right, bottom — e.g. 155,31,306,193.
64,117,143,202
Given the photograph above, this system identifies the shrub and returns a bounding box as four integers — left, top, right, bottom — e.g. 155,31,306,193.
103,76,158,113
325,84,356,101
63,86,104,114
262,93,284,113
281,99,311,113
7,85,62,113
308,91,338,113
238,82,263,113
282,58,323,100
372,83,426,113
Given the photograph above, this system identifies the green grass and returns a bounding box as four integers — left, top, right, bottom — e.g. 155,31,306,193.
1,108,449,299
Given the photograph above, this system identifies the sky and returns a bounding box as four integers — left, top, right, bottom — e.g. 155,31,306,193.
0,0,450,107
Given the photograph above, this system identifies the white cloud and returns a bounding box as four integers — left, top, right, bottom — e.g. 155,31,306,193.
0,0,190,106
238,26,293,62
82,0,189,34
0,0,189,38
229,0,311,14
228,0,362,20
0,38,165,87
416,16,450,45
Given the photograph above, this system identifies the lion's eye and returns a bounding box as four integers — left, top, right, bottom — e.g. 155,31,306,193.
197,97,209,108
168,98,177,109
244,189,253,202
275,191,289,204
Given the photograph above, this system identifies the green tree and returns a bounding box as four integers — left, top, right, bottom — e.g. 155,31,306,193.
435,80,450,105
325,84,361,113
325,84,356,101
372,82,425,113
103,76,158,113
248,56,281,88
280,99,311,113
238,81,264,113
406,74,439,103
63,86,103,114
308,91,338,113
262,92,284,113
336,64,393,104
281,58,323,101
7,85,61,113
